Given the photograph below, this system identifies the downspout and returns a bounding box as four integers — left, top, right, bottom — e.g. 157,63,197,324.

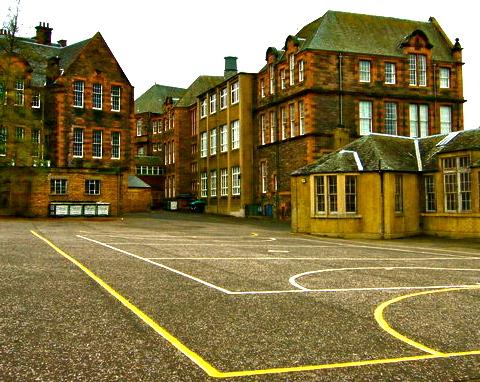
379,160,385,239
433,62,437,131
338,53,344,126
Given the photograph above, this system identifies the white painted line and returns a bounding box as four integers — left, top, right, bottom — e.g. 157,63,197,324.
77,235,233,294
144,257,475,261
227,284,480,295
289,266,480,291
267,250,290,253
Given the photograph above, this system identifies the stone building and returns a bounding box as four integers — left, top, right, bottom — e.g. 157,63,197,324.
0,23,149,216
254,11,464,219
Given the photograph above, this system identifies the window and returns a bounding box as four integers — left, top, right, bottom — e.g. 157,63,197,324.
92,130,102,158
231,120,240,149
200,98,207,118
220,125,228,152
231,166,240,196
298,60,304,83
260,161,268,193
289,104,296,137
210,128,217,155
15,79,24,106
92,83,102,110
0,81,5,105
15,127,24,141
270,111,277,143
231,81,239,104
85,180,101,195
210,93,217,114
409,54,427,86
210,170,217,197
359,60,371,82
51,179,67,195
409,104,429,137
385,103,397,135
424,175,436,212
73,128,83,157
32,91,41,108
220,87,227,109
280,69,286,90
440,106,452,134
260,114,266,145
281,107,287,140
200,172,208,197
443,156,471,212
73,80,84,107
111,132,120,159
32,129,40,157
299,101,305,135
359,101,372,135
260,80,265,98
111,86,121,111
289,54,295,86
269,64,275,95
200,132,207,158
221,168,228,196
172,140,175,163
345,176,357,213
439,68,450,88
315,176,338,214
136,119,143,136
0,127,6,156
385,63,396,84
394,175,403,213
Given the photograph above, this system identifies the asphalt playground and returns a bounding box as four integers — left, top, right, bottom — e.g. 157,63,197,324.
1,211,480,381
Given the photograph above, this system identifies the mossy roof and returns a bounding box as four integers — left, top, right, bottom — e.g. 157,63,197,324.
293,129,480,176
175,75,224,108
134,84,186,114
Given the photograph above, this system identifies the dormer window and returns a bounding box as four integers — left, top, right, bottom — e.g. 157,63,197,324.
289,54,295,86
409,54,427,86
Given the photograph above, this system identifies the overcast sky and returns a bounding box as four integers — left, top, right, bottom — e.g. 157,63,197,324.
2,0,478,129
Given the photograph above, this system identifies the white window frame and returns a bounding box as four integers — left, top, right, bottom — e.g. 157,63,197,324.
359,60,371,83
231,120,240,150
32,91,41,109
200,98,207,118
73,128,84,157
92,83,103,110
298,60,304,83
111,86,121,111
269,64,275,95
385,102,397,135
200,131,208,158
299,101,305,135
439,68,450,89
359,101,372,135
111,132,120,159
409,104,429,137
281,107,287,140
260,114,266,145
289,54,295,86
231,81,239,105
280,70,286,90
200,172,208,197
261,161,268,194
440,106,452,134
85,179,101,195
51,179,68,195
210,93,217,114
210,128,217,156
289,103,296,137
409,54,427,87
73,80,84,108
385,63,396,84
231,166,241,196
210,170,217,197
221,168,228,196
220,87,227,109
14,79,24,106
0,127,6,156
260,79,265,98
92,130,102,158
270,111,277,143
220,124,228,152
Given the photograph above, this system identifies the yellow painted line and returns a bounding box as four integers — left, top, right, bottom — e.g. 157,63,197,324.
31,230,480,379
250,232,258,237
30,230,224,378
375,286,480,356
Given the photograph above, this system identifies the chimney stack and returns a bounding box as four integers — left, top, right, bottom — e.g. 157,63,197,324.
57,39,67,47
224,56,238,78
35,22,53,45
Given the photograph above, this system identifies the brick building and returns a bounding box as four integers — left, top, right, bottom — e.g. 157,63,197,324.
0,23,148,216
254,11,464,219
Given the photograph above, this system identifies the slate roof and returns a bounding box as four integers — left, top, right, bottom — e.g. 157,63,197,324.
1,35,91,87
278,11,456,62
175,75,224,108
128,175,151,188
293,129,480,176
134,84,186,114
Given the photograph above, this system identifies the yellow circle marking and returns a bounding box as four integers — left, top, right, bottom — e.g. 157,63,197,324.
375,286,480,356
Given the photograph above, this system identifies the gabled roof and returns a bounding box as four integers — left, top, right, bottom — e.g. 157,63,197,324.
175,75,224,108
135,84,186,114
290,11,456,62
293,129,480,176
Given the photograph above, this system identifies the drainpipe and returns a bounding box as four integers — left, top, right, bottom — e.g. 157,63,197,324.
338,53,344,126
379,160,385,239
433,62,437,132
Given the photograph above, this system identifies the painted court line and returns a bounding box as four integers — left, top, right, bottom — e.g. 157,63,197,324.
31,231,480,378
76,235,232,294
145,256,477,261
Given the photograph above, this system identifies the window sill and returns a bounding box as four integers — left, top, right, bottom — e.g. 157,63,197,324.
421,212,480,217
312,213,362,219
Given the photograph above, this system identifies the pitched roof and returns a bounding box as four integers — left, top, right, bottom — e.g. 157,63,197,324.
175,75,224,108
1,35,91,87
293,129,480,175
134,84,186,114
292,11,455,62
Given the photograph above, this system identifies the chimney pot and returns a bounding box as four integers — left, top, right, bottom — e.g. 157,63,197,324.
224,56,238,78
